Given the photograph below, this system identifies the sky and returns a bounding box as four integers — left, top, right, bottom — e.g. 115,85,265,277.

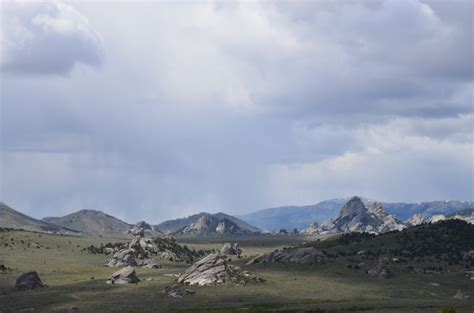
0,0,473,224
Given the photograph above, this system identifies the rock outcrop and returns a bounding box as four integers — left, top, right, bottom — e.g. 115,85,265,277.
306,197,405,235
106,266,139,284
248,247,327,265
405,209,474,228
176,213,259,236
405,214,425,227
429,215,446,223
105,249,138,267
140,259,161,269
15,271,45,290
177,254,264,286
129,221,159,236
220,243,241,255
301,222,319,235
449,209,474,224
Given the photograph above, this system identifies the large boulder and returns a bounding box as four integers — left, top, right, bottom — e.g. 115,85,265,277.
15,271,45,290
106,249,138,267
140,259,161,269
106,266,139,284
249,247,327,265
178,254,264,286
158,250,181,262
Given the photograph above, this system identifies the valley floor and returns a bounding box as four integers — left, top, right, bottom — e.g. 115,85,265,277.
0,231,473,313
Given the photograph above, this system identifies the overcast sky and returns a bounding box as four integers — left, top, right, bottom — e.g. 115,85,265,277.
1,0,473,224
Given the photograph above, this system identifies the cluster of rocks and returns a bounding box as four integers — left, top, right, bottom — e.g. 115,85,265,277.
405,214,425,227
220,243,241,256
106,266,139,284
128,221,159,236
105,228,161,269
301,197,405,235
177,214,258,236
247,247,327,265
139,258,162,269
106,249,138,267
177,253,264,286
405,211,474,227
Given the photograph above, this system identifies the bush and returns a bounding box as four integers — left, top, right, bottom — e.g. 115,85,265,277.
440,306,456,313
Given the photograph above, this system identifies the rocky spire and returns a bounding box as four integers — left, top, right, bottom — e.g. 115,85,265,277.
338,196,367,218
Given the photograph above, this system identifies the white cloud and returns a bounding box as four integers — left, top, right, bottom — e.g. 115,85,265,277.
266,115,474,205
0,0,104,75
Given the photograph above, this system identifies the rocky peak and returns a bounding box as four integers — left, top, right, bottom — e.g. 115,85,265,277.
338,197,367,218
305,197,405,235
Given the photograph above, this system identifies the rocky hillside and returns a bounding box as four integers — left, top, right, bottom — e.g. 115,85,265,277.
0,202,78,234
43,210,131,236
254,219,474,278
302,197,405,235
238,197,473,231
157,212,260,235
309,219,474,266
405,208,474,227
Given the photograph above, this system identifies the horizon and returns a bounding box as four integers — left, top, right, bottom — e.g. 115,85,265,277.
3,195,474,226
1,1,473,223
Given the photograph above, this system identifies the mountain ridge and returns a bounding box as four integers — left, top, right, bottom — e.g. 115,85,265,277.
238,197,474,231
43,209,132,236
0,202,79,234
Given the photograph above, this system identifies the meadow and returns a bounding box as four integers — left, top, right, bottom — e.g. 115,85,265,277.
0,230,472,313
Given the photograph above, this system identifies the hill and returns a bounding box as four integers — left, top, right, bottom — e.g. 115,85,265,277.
257,219,474,276
0,202,77,234
238,197,473,231
43,210,131,236
306,219,474,265
156,212,260,236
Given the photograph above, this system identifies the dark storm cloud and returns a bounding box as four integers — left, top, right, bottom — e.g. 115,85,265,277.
0,0,472,223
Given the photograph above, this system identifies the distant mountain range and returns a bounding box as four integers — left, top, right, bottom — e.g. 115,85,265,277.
0,202,79,234
1,196,472,236
43,210,132,236
1,204,260,237
238,197,474,231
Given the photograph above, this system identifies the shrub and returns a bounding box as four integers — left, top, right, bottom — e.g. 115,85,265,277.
440,306,456,313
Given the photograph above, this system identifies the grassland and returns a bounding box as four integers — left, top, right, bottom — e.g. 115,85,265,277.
0,230,473,313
